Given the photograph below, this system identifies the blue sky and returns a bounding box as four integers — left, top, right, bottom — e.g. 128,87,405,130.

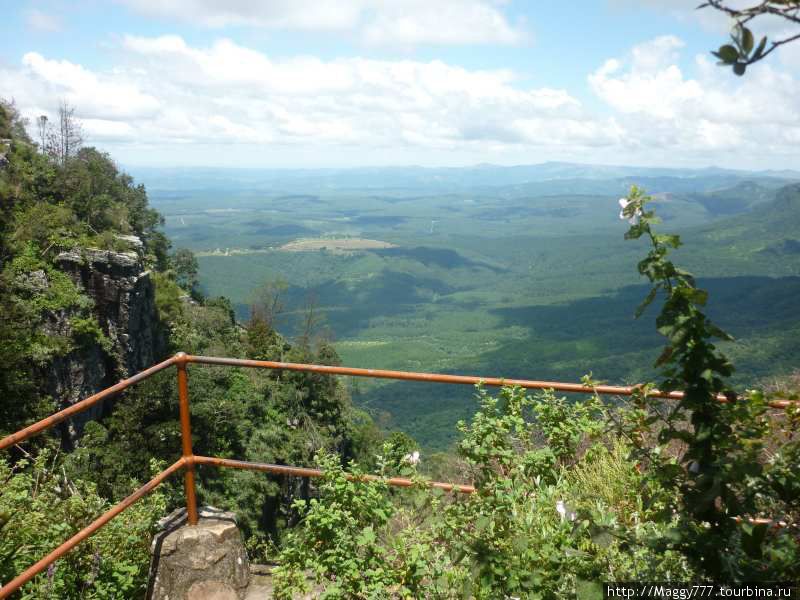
2,1,799,170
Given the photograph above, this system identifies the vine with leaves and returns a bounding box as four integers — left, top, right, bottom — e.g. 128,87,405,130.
620,185,798,578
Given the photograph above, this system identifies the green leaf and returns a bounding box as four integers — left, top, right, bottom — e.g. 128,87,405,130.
753,36,768,59
733,62,747,76
475,515,490,534
741,27,754,54
356,526,376,546
590,528,614,548
655,345,674,367
689,288,708,306
741,522,768,559
654,233,681,248
511,534,529,553
675,286,707,306
635,286,659,318
714,44,739,64
706,323,734,341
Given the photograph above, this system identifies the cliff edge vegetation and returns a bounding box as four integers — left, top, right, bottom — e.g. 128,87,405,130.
0,99,383,597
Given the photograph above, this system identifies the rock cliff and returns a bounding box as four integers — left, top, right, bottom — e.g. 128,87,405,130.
45,243,165,441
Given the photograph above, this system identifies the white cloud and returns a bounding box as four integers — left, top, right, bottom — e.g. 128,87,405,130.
119,0,527,46
2,33,799,168
590,37,703,119
588,35,800,157
25,9,62,32
361,0,526,46
0,35,610,158
20,52,161,120
82,119,137,142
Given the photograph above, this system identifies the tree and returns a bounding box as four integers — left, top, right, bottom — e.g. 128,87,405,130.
246,278,289,361
298,290,325,351
173,248,199,293
701,1,800,75
36,115,48,155
250,277,288,331
48,100,83,166
0,99,30,142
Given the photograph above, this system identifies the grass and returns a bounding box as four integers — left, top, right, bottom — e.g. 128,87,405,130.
278,238,397,252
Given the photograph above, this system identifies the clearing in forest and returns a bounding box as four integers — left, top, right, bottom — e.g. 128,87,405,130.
278,238,397,253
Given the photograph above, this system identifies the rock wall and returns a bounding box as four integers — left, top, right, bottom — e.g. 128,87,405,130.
44,243,165,441
55,246,161,376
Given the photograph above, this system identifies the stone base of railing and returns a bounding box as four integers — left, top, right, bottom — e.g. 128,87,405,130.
148,506,250,600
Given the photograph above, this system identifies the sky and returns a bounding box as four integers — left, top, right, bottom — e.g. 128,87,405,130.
1,0,799,170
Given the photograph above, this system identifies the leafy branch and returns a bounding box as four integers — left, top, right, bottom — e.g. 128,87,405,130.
619,186,792,578
699,1,800,75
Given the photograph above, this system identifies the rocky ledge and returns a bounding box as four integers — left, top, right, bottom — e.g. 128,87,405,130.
54,246,161,376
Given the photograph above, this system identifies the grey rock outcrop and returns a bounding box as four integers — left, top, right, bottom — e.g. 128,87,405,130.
54,246,161,376
41,243,165,441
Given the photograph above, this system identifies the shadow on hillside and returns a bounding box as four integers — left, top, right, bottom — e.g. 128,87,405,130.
368,246,508,274
233,269,461,339
490,276,800,333
358,275,800,450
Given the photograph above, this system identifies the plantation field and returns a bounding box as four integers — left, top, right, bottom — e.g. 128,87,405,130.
141,165,800,449
279,238,397,252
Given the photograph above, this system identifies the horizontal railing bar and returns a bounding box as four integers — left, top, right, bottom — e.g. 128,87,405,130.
0,458,186,599
3,352,794,456
193,455,476,494
185,355,797,409
0,356,177,452
191,456,784,527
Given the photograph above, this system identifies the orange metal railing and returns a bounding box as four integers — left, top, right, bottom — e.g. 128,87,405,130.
0,353,796,597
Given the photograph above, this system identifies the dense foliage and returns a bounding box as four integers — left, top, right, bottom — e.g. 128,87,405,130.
0,452,166,599
0,99,180,597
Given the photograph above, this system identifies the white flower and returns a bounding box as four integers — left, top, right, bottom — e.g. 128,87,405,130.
403,450,420,466
618,197,642,226
556,500,576,522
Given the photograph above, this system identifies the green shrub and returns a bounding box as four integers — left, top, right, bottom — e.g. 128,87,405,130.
273,386,696,599
70,316,112,353
152,271,183,325
0,451,166,599
273,451,458,599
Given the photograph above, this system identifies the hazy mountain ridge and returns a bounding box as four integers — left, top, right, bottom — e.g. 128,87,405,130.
131,162,800,194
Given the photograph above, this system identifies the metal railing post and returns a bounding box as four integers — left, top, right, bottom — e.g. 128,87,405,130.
175,352,199,525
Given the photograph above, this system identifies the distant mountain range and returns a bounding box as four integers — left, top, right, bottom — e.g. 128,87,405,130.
131,161,800,194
